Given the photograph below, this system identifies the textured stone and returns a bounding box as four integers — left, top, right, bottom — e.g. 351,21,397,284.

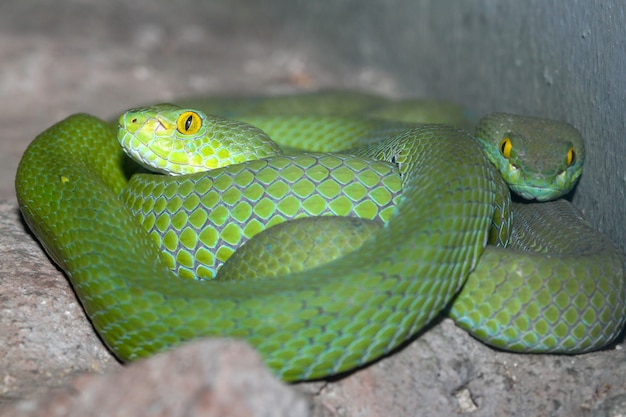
0,202,119,402
0,339,309,417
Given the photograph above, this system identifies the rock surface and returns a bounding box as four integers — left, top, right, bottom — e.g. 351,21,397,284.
0,339,308,417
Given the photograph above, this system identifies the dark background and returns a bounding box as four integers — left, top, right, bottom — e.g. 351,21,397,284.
1,1,624,251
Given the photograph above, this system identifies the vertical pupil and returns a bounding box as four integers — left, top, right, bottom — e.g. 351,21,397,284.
500,138,510,156
185,115,193,131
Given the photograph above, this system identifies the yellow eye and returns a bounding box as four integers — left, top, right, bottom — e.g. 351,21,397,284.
499,137,512,159
566,147,576,166
176,111,202,135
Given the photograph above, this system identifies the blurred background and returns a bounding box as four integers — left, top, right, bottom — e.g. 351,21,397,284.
1,0,624,248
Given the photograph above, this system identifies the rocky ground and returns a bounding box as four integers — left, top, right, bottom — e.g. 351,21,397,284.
0,2,625,416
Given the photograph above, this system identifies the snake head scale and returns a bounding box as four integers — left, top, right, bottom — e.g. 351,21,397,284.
475,112,585,201
118,104,282,175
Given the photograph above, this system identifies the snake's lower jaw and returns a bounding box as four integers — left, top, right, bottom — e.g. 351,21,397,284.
509,183,564,201
502,167,572,201
507,169,577,201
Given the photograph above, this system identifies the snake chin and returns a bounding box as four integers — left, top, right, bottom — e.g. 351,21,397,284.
510,183,563,201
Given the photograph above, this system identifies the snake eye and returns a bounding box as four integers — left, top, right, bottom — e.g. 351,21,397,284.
499,137,512,159
176,111,202,135
566,147,576,166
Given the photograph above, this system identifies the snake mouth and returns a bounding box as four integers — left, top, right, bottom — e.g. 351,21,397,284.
510,183,562,201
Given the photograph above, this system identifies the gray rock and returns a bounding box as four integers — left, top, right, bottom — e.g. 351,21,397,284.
0,202,120,402
0,338,308,417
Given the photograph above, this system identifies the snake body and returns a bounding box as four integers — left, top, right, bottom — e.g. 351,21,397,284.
15,92,626,381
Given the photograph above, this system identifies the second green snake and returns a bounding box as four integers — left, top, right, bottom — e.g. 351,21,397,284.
15,92,626,381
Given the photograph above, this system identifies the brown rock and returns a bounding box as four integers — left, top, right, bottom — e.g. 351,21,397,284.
0,339,309,417
0,201,119,402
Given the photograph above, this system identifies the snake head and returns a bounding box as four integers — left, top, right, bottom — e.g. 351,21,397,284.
117,104,282,175
475,112,585,201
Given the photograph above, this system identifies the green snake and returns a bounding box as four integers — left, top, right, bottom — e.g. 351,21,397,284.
15,91,626,381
